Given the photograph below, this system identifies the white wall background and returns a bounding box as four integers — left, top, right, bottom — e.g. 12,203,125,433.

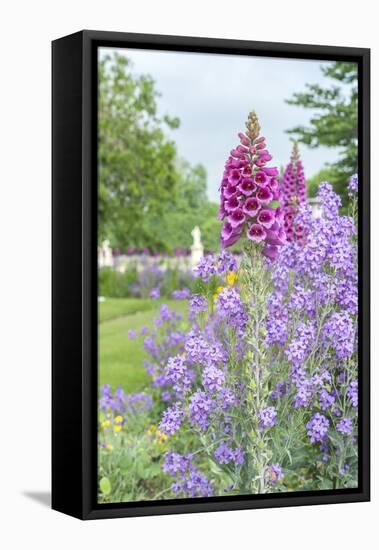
0,1,376,548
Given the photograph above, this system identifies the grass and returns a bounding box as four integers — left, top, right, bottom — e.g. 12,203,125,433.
99,298,187,393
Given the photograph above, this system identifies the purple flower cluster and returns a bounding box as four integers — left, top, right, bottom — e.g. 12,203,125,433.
127,392,153,414
347,380,358,407
150,287,160,300
171,288,190,300
219,111,286,260
159,403,185,436
194,251,238,282
285,321,316,368
142,304,187,402
306,413,329,443
190,294,208,315
336,417,353,435
258,406,277,429
216,287,248,338
184,330,226,368
323,311,355,360
165,355,193,395
265,179,358,454
163,451,213,497
214,443,244,465
189,390,216,431
281,142,307,241
347,173,358,197
202,365,225,393
99,384,126,413
267,464,283,486
99,386,152,416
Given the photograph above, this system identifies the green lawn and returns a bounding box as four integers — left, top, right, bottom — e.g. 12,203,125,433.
99,298,187,393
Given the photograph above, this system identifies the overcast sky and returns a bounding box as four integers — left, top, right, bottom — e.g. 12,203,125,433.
100,47,341,202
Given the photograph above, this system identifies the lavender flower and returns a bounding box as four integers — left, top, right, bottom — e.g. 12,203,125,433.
202,365,225,393
190,294,208,315
99,384,126,413
258,406,277,429
347,380,358,407
165,355,192,394
267,464,283,486
306,413,329,443
214,443,244,465
150,287,160,300
336,417,353,435
162,451,192,476
163,451,213,497
347,173,358,197
159,403,185,436
171,288,190,300
127,392,153,413
189,390,215,431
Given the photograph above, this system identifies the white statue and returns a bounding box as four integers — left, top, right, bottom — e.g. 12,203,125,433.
308,197,322,219
190,226,204,268
98,239,113,268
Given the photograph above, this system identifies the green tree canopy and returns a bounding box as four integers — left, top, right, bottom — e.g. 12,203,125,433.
145,160,221,252
99,53,180,249
286,62,358,204
99,53,221,253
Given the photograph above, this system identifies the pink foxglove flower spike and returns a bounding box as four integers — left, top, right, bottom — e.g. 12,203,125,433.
281,142,307,242
219,111,285,260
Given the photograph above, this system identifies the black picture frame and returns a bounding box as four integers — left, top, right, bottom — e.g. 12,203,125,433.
52,30,370,520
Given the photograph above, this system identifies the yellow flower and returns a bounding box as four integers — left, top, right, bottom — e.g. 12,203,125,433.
147,423,157,436
113,425,122,433
114,415,123,424
226,271,238,286
213,286,225,301
105,444,113,451
156,430,168,443
101,420,110,428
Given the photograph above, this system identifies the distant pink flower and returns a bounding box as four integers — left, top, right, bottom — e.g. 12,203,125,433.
281,142,307,241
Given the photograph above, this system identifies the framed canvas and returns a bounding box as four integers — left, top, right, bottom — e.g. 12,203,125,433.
52,30,370,520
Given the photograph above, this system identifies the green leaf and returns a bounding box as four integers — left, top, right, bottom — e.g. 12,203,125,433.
100,477,111,495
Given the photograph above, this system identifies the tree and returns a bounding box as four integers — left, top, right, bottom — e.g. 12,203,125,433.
286,62,358,204
145,160,221,252
99,53,180,249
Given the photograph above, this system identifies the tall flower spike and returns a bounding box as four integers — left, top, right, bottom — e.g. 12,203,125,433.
281,142,307,241
219,111,285,260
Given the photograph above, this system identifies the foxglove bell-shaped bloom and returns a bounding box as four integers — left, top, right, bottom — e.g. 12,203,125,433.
281,142,307,241
219,111,286,257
